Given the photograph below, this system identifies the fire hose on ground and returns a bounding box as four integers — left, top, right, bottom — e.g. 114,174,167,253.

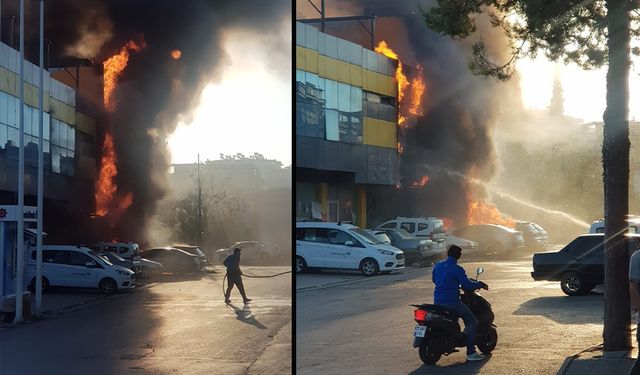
221,269,292,301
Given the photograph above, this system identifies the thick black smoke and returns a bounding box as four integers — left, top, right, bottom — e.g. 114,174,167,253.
4,0,290,242
303,0,522,226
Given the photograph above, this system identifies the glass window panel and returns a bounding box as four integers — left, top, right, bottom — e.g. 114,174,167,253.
32,107,41,137
296,70,306,102
338,83,350,112
7,126,18,146
44,140,50,154
350,87,362,113
0,124,7,150
26,135,37,167
23,106,31,135
7,96,16,127
51,119,59,145
68,127,75,151
51,146,61,173
0,92,7,124
296,22,305,46
318,32,326,55
338,39,350,62
325,80,338,109
339,112,350,142
350,116,362,144
366,101,378,119
305,24,318,50
296,102,306,136
350,43,362,65
43,112,50,140
366,50,378,71
305,72,323,105
378,54,390,75
326,109,339,141
325,35,338,59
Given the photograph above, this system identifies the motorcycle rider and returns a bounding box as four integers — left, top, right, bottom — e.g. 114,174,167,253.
432,245,488,362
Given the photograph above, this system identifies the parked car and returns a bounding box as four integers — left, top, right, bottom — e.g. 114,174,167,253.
452,224,525,253
374,228,440,263
214,241,277,266
444,233,479,252
376,217,447,252
515,221,549,250
25,245,136,294
91,242,141,261
531,233,640,295
173,244,207,267
589,217,640,234
142,247,200,274
97,252,142,276
296,222,405,276
139,258,164,278
365,229,392,245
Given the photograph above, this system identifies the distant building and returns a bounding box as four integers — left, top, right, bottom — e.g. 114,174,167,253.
295,22,399,227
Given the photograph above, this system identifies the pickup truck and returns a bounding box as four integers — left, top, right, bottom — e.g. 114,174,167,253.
531,233,640,296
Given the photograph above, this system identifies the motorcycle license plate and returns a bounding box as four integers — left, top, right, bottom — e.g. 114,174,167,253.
414,325,426,338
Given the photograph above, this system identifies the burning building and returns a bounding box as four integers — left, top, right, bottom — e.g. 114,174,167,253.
295,22,400,227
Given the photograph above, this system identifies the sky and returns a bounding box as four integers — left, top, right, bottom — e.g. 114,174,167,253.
517,56,640,122
168,21,291,166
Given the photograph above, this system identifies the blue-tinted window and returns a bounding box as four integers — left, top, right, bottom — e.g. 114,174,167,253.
326,109,339,141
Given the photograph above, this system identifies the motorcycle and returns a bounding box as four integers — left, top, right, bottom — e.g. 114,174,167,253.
411,266,498,365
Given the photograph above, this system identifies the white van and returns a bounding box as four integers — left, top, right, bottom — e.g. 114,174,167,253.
91,242,141,261
25,245,136,294
589,218,640,234
376,217,447,250
295,222,405,276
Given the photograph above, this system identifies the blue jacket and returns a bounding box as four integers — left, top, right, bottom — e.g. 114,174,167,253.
432,256,482,305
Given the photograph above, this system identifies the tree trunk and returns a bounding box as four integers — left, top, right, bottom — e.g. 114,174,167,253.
603,0,631,353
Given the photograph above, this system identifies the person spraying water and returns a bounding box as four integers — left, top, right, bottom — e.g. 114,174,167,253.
223,248,251,304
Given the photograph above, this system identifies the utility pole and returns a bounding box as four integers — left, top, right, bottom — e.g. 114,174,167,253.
197,154,202,245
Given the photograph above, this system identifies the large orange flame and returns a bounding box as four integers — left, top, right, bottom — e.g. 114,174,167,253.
409,65,425,116
95,133,118,217
467,196,515,228
103,39,145,112
442,217,455,232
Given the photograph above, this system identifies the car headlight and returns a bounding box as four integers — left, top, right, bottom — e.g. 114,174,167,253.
377,249,395,256
116,270,130,276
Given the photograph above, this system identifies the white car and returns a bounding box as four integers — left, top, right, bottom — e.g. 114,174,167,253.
376,217,447,252
589,218,640,234
91,242,141,261
25,245,136,294
296,222,405,276
445,234,479,251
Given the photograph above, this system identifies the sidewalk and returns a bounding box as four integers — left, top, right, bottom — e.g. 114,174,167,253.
558,328,637,375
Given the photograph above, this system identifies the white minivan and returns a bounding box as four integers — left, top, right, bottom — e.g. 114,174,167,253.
295,222,405,276
25,245,136,294
377,217,447,251
91,242,141,261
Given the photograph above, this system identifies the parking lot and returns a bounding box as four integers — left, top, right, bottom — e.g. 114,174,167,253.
296,253,617,375
1,266,291,375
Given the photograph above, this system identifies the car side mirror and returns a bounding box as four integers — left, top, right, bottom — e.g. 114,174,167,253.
86,261,97,268
345,241,355,247
476,266,484,278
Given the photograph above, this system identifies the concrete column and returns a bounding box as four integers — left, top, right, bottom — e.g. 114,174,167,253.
357,186,366,228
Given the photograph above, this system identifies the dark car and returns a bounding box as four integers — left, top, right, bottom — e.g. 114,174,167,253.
452,224,525,253
142,247,200,273
97,252,142,276
173,244,207,267
531,233,640,295
375,229,433,264
515,221,549,250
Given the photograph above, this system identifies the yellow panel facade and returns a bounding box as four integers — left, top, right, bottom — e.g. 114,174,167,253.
50,98,76,125
304,48,319,74
318,55,326,77
324,57,338,81
379,120,397,148
364,70,377,93
350,65,362,87
0,67,17,96
363,117,378,146
337,61,350,84
76,112,97,136
296,46,306,70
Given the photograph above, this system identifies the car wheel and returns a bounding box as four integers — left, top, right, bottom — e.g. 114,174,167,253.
99,278,117,294
561,272,585,296
418,339,442,365
30,277,49,293
477,326,498,354
295,256,306,273
360,258,379,276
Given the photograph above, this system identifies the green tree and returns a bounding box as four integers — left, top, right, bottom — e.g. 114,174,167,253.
424,0,636,352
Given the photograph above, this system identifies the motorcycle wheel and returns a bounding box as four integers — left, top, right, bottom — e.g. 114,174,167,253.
477,326,498,354
418,340,442,365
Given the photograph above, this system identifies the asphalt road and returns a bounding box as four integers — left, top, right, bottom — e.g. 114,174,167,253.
0,266,291,375
296,253,607,375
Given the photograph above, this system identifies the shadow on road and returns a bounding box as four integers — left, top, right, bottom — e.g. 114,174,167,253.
227,303,267,329
513,295,603,324
156,272,205,283
408,353,492,374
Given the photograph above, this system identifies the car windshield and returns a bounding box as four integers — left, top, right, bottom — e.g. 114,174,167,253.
89,251,113,266
376,233,391,243
432,220,445,233
133,244,141,256
106,253,126,262
349,228,383,245
394,229,415,239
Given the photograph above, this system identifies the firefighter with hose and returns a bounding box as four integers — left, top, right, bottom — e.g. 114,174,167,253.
223,248,251,304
